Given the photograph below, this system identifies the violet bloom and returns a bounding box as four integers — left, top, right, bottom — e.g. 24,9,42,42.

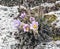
13,19,20,28
30,17,35,22
23,24,30,32
30,21,38,31
20,12,26,19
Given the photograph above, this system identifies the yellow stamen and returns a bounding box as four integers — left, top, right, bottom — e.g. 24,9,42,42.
33,24,37,29
26,27,29,31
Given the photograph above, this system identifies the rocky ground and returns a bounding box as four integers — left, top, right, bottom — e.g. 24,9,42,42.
0,5,19,49
35,40,60,49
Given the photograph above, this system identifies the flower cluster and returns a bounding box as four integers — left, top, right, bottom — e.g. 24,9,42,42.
13,11,38,34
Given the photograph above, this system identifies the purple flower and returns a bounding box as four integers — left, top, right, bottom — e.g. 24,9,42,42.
20,12,26,19
23,24,30,32
13,19,20,28
30,17,35,22
30,21,38,31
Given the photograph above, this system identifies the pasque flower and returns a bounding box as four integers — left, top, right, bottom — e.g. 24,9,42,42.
13,19,20,28
23,24,30,32
30,21,38,31
20,12,26,19
30,17,35,22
